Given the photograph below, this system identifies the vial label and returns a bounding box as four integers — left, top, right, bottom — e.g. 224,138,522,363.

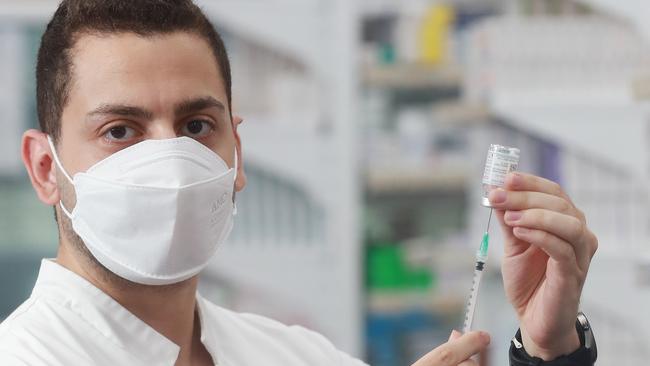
482,148,519,186
481,145,520,207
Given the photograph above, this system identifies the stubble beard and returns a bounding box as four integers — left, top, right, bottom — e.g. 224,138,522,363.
55,169,188,294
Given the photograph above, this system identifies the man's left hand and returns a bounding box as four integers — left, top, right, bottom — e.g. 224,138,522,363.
488,172,598,360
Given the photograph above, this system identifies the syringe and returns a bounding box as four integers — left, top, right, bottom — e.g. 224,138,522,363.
462,208,493,334
462,144,519,333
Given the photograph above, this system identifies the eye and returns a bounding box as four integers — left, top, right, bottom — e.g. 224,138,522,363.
182,119,214,138
104,125,137,141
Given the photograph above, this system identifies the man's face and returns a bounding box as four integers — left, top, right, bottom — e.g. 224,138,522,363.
56,31,236,175
39,31,243,283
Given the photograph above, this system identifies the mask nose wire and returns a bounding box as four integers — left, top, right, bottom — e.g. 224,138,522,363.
47,135,76,218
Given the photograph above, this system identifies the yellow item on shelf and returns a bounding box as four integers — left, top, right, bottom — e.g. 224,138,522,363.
419,4,454,65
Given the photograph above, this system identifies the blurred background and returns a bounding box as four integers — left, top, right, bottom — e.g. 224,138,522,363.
1,0,650,365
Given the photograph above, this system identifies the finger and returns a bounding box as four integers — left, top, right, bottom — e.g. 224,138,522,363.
448,330,462,341
458,359,478,366
586,229,599,260
512,227,579,273
504,209,587,265
488,189,580,220
412,331,490,366
504,172,574,204
500,172,588,225
495,209,530,257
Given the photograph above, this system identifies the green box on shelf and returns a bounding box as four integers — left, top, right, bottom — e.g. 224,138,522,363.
366,244,434,291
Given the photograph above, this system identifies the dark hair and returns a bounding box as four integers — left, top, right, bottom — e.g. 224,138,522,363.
37,0,231,143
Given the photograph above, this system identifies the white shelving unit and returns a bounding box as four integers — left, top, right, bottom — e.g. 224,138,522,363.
196,0,364,358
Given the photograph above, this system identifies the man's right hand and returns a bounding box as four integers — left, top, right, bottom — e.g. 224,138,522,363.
411,330,490,366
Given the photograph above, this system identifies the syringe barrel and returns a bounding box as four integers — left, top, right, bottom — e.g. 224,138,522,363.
463,266,485,333
474,258,486,270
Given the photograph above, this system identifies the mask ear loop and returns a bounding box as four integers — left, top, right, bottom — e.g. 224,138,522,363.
232,147,238,216
46,135,76,219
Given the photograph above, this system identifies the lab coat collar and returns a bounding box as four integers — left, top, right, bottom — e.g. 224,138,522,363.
196,293,223,364
30,259,218,365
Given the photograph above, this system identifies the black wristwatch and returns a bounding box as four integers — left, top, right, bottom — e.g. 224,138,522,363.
509,312,597,366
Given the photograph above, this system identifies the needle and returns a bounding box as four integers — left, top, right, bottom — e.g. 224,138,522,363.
485,208,493,232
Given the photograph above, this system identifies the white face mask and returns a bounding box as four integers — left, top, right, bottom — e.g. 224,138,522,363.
47,136,237,285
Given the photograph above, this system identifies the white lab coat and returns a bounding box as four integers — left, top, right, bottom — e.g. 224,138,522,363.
0,260,368,366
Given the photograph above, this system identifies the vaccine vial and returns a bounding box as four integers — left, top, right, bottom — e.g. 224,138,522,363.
481,144,520,207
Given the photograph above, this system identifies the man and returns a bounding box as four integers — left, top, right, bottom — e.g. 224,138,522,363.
0,1,598,365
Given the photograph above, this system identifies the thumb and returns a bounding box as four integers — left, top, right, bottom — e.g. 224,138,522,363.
448,329,462,341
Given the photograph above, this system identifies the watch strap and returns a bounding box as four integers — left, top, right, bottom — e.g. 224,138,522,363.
509,321,594,366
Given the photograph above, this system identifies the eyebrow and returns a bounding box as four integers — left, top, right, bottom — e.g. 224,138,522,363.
85,96,226,123
87,104,154,120
175,96,225,117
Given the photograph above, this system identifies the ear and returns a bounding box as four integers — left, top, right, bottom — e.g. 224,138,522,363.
22,129,60,205
232,115,247,192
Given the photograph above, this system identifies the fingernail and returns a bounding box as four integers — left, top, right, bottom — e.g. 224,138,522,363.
514,227,530,235
505,211,522,222
489,188,506,204
480,331,491,344
508,172,522,187
448,330,461,341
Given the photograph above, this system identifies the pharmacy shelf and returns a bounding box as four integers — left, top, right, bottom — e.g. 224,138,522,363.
491,103,649,178
366,165,468,194
363,64,461,90
0,0,326,73
367,290,464,315
431,102,491,126
579,0,650,40
360,0,501,17
198,0,325,71
235,119,345,205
